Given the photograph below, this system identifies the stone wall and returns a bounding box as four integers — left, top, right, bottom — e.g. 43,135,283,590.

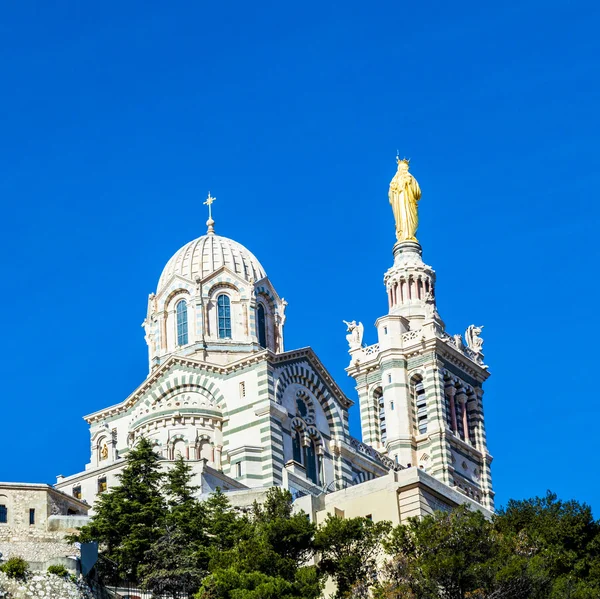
0,488,49,531
0,525,79,569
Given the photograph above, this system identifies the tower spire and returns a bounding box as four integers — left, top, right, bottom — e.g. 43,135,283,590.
204,192,216,235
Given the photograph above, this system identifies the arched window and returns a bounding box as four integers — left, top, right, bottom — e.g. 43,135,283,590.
292,430,302,464
217,294,231,339
411,377,427,434
176,300,188,346
304,440,319,485
257,303,267,348
172,439,186,460
374,387,385,444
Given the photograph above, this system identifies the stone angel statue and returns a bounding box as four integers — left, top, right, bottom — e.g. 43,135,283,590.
465,325,484,354
343,320,364,350
389,157,422,242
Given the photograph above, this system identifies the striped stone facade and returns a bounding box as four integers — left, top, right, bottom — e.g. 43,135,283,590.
346,240,495,510
56,227,391,509
55,214,494,515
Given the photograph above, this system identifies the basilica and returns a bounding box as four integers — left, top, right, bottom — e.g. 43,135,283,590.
54,159,494,518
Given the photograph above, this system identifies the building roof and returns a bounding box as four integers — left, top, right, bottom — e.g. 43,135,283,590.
158,233,266,290
0,482,90,511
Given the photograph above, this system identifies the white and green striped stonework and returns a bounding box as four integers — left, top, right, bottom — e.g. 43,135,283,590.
346,240,495,510
55,223,391,510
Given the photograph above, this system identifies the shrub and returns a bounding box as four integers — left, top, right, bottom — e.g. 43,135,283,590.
0,557,30,579
47,564,69,577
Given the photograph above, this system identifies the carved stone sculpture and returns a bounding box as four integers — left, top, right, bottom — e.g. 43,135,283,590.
343,320,364,349
465,325,484,354
424,290,437,319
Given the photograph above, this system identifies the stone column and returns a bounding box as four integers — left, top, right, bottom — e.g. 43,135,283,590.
456,389,469,443
214,445,222,470
446,385,458,433
160,311,168,350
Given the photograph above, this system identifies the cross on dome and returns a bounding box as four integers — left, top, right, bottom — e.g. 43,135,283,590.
204,191,216,235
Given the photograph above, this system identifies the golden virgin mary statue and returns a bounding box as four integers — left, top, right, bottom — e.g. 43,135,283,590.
389,157,422,242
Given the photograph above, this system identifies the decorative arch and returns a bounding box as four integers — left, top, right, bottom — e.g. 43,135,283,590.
295,388,316,424
145,373,227,410
164,288,191,311
207,281,240,299
169,434,188,459
130,385,225,432
254,286,276,311
274,363,345,439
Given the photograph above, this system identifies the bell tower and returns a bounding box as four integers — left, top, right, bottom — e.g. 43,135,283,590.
345,159,494,510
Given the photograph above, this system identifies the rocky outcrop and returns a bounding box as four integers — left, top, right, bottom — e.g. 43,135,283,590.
0,572,93,599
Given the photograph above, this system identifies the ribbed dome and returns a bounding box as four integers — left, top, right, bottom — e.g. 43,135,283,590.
158,234,266,291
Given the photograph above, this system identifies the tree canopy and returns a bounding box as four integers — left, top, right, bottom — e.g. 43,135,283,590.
75,442,600,599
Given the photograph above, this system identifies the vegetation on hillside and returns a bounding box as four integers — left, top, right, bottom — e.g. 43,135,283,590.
74,439,600,598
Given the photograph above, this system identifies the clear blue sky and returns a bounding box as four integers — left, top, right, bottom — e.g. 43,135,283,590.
1,1,598,513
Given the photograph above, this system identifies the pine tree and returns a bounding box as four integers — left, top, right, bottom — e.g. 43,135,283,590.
141,456,208,595
76,437,166,582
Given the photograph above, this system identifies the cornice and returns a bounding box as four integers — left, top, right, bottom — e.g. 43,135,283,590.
85,346,353,423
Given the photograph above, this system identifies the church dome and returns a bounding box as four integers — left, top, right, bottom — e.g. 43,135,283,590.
157,233,266,291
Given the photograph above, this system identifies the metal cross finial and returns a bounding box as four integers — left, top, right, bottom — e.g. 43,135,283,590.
204,192,216,219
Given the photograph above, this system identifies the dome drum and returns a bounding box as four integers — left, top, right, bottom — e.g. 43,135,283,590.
144,232,285,368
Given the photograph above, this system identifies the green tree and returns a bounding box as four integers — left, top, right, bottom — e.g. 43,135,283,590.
196,488,322,599
495,491,600,599
204,487,252,557
75,437,166,582
379,506,501,599
141,456,208,595
314,514,391,599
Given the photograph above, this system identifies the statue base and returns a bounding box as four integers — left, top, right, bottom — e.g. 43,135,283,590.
392,240,423,266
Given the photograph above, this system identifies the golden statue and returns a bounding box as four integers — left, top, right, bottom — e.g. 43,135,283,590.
389,157,422,242
100,443,109,460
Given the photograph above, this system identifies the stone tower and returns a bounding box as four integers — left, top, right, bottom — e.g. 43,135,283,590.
345,161,494,510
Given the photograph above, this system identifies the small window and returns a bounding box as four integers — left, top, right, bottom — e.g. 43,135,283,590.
73,486,82,500
388,374,392,384
296,398,308,418
0,505,7,523
29,509,35,526
292,431,303,464
176,300,188,346
98,477,107,494
239,381,246,398
217,295,232,339
305,440,319,485
390,401,394,411
257,303,267,348
384,327,388,335
236,462,242,478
